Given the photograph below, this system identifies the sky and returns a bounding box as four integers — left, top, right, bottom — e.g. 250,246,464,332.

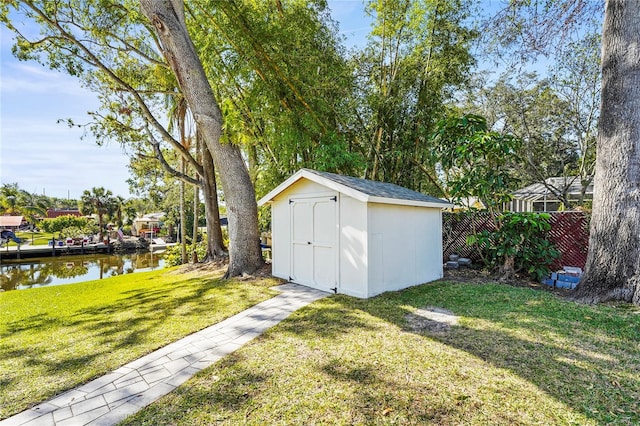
0,1,373,201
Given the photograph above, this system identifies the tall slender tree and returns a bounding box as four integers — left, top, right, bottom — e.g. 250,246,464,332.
358,0,476,191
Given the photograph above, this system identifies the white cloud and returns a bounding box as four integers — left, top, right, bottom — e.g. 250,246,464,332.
1,62,92,97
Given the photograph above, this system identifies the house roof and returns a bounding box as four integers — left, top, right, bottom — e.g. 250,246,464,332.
134,212,165,223
258,168,453,209
513,177,594,202
0,215,24,227
46,209,82,219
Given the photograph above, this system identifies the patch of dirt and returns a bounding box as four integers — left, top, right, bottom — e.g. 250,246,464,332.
404,307,459,334
170,259,274,282
443,267,495,285
442,267,574,296
169,258,228,277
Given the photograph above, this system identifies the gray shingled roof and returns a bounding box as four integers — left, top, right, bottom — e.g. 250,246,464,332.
513,177,594,202
304,169,450,205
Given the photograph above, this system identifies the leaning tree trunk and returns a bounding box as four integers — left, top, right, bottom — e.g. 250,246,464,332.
141,0,262,276
202,142,226,259
575,0,640,306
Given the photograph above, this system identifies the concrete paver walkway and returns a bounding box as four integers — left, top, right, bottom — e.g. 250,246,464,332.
1,283,328,426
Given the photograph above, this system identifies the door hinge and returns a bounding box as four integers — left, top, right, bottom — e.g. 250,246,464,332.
289,276,293,282
289,199,294,204
330,196,337,202
330,287,337,294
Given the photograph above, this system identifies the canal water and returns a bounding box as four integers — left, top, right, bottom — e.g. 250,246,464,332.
0,251,165,291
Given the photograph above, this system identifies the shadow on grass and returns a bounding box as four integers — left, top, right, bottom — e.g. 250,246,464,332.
356,281,640,424
120,352,270,425
118,280,639,425
0,274,276,419
275,300,378,339
319,358,457,424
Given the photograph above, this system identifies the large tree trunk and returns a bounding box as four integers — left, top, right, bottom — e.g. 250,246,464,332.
202,143,227,258
141,0,263,276
575,0,640,306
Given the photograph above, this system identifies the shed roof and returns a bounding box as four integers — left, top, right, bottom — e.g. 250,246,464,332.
513,177,594,202
0,216,24,227
258,169,453,209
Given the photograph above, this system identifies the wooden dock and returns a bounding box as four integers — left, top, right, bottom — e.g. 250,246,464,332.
0,242,113,260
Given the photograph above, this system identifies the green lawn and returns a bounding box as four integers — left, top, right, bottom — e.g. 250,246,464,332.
2,274,639,425
8,231,56,246
121,281,640,426
0,267,281,419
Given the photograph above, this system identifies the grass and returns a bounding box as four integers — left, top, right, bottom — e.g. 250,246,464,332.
0,266,281,419
5,231,55,246
2,273,639,425
120,281,640,426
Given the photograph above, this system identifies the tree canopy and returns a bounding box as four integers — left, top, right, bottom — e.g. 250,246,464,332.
7,0,638,305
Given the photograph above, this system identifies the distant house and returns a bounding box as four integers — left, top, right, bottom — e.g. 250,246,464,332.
506,177,594,212
0,215,26,230
133,212,165,237
46,209,82,219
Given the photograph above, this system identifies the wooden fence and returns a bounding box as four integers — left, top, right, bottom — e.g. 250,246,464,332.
442,211,590,270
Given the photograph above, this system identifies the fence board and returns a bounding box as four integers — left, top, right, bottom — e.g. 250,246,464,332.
442,211,589,271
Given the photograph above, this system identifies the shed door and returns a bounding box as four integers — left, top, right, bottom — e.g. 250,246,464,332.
290,195,337,292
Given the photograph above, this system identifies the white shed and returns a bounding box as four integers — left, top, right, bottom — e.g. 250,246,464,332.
258,169,453,298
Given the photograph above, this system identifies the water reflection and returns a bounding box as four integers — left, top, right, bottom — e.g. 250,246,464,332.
0,252,165,291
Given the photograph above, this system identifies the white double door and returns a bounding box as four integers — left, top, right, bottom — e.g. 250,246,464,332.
290,195,337,292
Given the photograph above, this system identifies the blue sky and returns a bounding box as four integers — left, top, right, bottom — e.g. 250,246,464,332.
1,28,132,200
0,1,372,200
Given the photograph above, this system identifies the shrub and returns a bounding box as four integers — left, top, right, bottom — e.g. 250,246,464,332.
467,212,560,281
164,241,209,267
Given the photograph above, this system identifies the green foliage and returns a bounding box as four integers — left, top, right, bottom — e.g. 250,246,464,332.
164,240,209,267
432,114,521,210
257,205,271,233
40,215,92,235
0,183,52,222
467,212,560,281
79,187,120,236
461,71,596,210
195,0,362,188
360,0,478,191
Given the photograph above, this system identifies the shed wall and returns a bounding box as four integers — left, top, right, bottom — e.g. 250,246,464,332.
337,194,368,298
367,203,443,297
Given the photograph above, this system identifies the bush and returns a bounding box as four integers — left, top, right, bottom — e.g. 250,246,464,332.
467,212,560,281
40,215,91,234
164,241,209,267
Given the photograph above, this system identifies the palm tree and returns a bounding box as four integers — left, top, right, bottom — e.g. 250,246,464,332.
18,190,51,226
79,188,119,239
167,95,192,264
0,183,21,215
